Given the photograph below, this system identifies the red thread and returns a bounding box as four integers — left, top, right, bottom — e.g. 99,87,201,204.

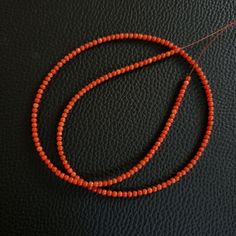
182,18,236,50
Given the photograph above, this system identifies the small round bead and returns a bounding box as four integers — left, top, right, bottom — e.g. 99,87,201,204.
137,190,143,196
117,191,123,197
147,188,153,194
191,159,197,165
152,186,158,192
161,182,167,188
133,191,138,197
142,189,148,195
127,191,133,197
157,184,162,191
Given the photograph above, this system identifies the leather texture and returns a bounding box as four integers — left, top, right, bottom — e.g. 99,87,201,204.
1,0,236,235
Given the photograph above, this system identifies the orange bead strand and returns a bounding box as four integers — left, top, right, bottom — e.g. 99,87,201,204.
31,33,214,198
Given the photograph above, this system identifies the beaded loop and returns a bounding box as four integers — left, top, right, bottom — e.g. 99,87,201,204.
31,33,214,197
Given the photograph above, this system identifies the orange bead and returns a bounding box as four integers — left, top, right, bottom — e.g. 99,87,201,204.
147,188,153,194
117,191,123,197
142,189,148,195
161,182,167,188
133,191,138,197
157,184,162,191
127,191,133,197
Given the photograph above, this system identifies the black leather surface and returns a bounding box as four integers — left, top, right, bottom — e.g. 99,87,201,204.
1,0,236,235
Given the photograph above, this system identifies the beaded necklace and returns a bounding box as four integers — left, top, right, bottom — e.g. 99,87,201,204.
31,19,236,198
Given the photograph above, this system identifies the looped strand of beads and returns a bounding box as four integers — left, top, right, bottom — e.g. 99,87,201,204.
32,33,214,197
